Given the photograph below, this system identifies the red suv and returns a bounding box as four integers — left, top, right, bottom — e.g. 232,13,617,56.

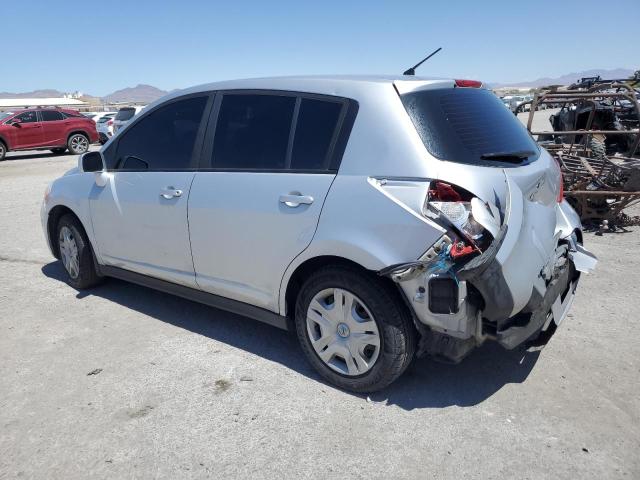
0,108,99,161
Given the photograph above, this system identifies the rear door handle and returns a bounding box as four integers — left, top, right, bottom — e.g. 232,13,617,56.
160,187,183,199
279,193,314,207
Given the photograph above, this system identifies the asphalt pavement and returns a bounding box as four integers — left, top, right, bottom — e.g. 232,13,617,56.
0,148,638,479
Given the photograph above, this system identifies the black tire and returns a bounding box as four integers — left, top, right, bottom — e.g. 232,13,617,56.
0,141,6,161
55,214,102,289
50,148,67,155
294,265,416,393
67,133,90,155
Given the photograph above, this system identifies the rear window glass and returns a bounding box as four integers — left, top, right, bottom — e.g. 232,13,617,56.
291,98,343,170
115,108,136,121
401,88,539,166
212,94,296,170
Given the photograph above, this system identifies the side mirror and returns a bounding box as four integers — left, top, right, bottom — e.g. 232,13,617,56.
11,119,22,128
80,151,104,172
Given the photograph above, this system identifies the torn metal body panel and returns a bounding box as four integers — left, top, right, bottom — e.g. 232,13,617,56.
379,161,597,362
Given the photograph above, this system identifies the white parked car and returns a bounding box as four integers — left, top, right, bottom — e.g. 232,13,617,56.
112,106,145,134
96,113,117,144
82,112,115,123
41,76,597,392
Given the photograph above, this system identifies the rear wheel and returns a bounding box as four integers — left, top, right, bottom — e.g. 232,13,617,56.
0,141,6,161
67,133,89,155
50,148,67,155
294,265,416,392
56,214,102,289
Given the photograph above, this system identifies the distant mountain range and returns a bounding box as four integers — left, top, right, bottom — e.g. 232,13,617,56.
493,68,635,88
102,84,168,103
0,89,70,99
0,84,169,103
2,68,636,102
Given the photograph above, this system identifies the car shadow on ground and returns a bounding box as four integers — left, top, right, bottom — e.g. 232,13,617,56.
42,261,540,410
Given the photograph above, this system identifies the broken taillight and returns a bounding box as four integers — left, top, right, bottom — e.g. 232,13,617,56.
429,181,463,202
425,181,486,245
455,79,483,88
550,156,564,203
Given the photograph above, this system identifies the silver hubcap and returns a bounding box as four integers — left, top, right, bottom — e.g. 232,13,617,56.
306,288,381,376
59,226,80,279
71,135,88,152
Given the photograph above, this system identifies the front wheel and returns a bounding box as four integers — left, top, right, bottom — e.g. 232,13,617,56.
67,133,90,155
295,265,416,392
0,141,6,161
56,214,102,289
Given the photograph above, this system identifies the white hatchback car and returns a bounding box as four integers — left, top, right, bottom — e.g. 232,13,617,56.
112,106,145,135
42,76,597,392
96,113,117,144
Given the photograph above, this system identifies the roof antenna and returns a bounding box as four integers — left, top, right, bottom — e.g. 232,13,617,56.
403,47,442,76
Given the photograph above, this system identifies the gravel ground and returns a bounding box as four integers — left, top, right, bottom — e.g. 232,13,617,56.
517,107,559,133
0,148,639,480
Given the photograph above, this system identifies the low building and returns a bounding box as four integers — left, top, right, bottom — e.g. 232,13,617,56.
0,97,87,110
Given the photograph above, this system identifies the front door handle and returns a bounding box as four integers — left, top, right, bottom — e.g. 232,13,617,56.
279,193,314,208
160,187,183,199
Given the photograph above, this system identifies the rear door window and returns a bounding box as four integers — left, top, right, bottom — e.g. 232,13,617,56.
114,96,207,170
401,88,540,166
290,98,343,171
40,110,64,121
212,94,296,170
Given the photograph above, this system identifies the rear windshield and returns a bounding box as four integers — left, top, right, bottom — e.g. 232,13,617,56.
401,88,539,166
115,108,136,121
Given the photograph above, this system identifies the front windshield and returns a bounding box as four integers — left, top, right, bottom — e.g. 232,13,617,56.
0,112,12,121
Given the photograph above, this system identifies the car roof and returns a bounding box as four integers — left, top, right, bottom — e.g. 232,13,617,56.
190,74,452,90
157,75,458,104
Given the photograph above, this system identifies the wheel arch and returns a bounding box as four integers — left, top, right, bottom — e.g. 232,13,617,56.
282,254,400,328
66,130,90,143
0,134,9,150
47,205,86,259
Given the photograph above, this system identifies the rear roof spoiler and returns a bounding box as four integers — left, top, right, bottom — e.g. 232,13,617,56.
393,79,455,95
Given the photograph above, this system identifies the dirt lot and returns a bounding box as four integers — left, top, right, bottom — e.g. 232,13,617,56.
1,149,639,480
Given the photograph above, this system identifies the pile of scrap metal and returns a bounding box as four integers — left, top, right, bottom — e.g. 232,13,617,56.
517,72,640,229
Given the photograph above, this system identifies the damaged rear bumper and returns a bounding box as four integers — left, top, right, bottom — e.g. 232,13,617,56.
380,199,597,363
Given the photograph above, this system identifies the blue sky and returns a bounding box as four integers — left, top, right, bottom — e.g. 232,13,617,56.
3,0,638,96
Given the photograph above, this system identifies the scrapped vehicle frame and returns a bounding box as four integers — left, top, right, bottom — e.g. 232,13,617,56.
519,82,640,157
518,83,640,225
